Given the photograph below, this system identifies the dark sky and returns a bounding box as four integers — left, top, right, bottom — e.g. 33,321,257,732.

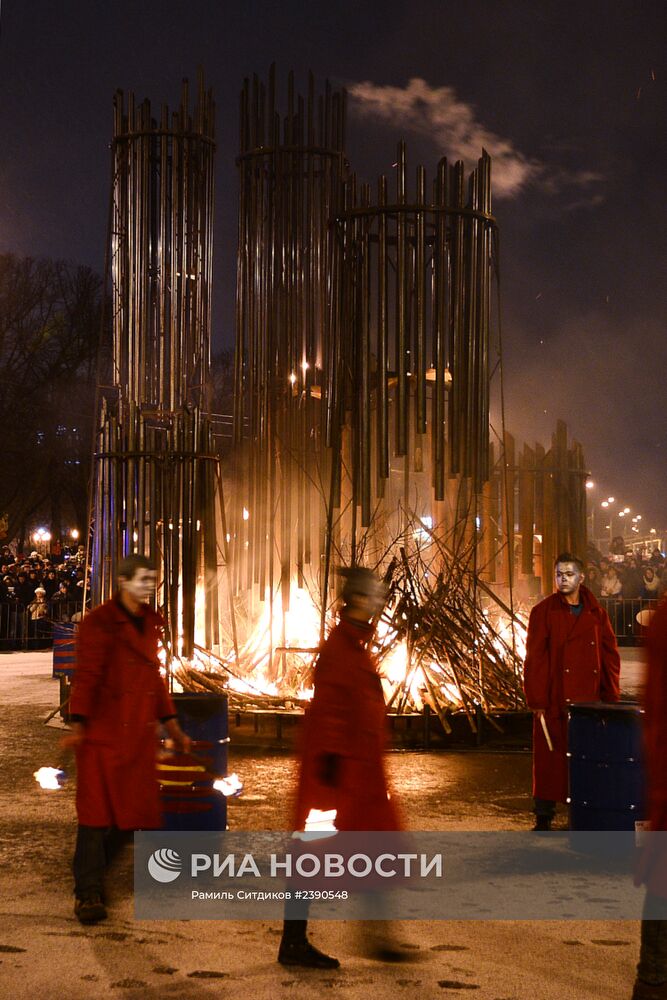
1,0,666,527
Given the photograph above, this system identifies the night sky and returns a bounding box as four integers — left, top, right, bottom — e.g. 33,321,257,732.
1,1,665,526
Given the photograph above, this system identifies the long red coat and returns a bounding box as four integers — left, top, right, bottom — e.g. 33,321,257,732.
294,616,401,832
636,596,667,896
523,585,621,802
70,598,175,829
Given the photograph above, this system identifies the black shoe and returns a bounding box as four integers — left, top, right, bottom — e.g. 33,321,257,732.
74,894,108,925
532,816,552,832
278,939,340,969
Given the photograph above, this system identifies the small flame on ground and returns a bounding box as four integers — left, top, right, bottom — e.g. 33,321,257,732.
34,767,66,790
213,773,244,797
294,807,339,841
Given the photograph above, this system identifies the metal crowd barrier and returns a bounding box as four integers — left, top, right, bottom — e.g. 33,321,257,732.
0,601,84,651
598,597,659,646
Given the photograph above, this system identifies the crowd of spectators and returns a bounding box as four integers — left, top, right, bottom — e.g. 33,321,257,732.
585,538,666,642
585,539,667,600
0,542,91,649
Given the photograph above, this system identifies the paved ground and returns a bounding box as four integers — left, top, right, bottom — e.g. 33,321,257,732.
0,649,646,999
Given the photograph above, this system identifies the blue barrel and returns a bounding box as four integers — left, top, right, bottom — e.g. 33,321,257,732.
52,622,77,678
160,693,229,832
568,702,645,831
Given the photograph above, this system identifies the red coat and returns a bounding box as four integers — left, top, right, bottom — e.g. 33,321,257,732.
523,586,621,802
636,597,667,896
70,598,175,829
294,616,401,832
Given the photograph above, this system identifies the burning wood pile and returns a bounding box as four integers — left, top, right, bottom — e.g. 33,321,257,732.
373,527,529,732
172,514,529,729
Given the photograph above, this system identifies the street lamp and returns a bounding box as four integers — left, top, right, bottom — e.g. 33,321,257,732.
32,528,51,556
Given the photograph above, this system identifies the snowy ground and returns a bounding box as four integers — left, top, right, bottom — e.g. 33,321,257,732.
0,650,644,999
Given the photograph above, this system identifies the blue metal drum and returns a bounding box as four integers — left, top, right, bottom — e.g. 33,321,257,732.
160,693,229,832
568,702,645,831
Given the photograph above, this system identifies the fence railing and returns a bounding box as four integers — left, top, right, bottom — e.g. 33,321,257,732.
0,601,84,651
599,597,658,646
0,596,657,653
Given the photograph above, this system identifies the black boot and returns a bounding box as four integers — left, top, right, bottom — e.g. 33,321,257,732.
532,815,552,831
278,920,340,969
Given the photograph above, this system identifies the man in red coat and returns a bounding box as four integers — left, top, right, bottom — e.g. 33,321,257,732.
278,565,399,968
64,554,190,924
523,552,621,830
632,596,667,999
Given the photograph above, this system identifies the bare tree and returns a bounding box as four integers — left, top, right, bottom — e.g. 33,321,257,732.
0,254,104,545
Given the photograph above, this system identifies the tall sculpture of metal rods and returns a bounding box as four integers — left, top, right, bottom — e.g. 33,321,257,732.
91,78,223,665
231,69,347,645
326,146,495,601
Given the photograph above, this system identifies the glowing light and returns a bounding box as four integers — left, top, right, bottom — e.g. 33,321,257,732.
224,585,322,699
413,515,434,541
213,773,244,797
304,808,337,832
34,767,66,790
301,361,310,372
195,582,207,648
289,373,297,385
601,501,609,508
242,508,250,521
440,682,463,705
425,366,453,386
70,529,80,540
585,480,594,489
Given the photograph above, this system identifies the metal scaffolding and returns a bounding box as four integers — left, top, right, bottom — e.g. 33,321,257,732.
231,69,499,625
90,77,225,663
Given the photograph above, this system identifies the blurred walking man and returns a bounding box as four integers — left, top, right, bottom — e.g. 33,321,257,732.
523,552,621,830
278,565,401,968
64,554,190,923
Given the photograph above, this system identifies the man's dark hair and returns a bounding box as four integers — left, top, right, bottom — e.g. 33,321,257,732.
117,554,155,581
554,552,584,572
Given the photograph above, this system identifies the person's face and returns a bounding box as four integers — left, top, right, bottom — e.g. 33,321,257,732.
119,568,157,604
347,590,385,621
555,562,584,596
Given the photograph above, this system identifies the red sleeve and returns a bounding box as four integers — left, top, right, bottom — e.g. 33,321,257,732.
70,611,111,718
598,608,621,703
308,647,354,756
523,603,550,709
